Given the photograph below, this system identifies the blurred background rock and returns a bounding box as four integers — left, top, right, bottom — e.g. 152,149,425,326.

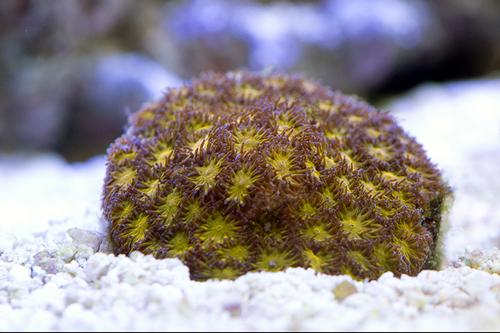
0,0,499,161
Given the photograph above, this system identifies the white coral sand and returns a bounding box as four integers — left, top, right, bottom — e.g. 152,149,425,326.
0,79,499,331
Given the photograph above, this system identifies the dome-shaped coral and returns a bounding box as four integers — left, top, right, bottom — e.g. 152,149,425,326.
102,72,450,280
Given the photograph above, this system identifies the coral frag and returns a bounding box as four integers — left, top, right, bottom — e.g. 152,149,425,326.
102,72,450,280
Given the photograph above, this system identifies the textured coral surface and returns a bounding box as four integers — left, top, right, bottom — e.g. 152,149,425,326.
102,72,449,280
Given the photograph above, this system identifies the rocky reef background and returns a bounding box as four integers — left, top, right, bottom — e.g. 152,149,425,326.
1,0,499,161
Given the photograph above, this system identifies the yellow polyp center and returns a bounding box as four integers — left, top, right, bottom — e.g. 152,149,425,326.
210,267,240,280
325,128,345,141
264,77,285,89
123,214,149,244
168,233,191,256
318,100,339,113
140,179,160,197
198,213,238,247
395,221,418,239
233,128,263,153
113,167,136,188
338,176,351,190
219,245,249,262
404,151,418,161
189,118,213,133
305,160,321,180
143,241,162,255
321,188,337,208
347,250,371,272
255,250,295,272
348,114,364,123
158,190,183,225
191,158,223,193
406,165,420,175
277,117,295,134
188,134,210,152
298,202,317,220
171,99,187,112
393,238,416,261
340,210,377,240
381,171,405,183
138,110,155,121
340,266,356,279
340,152,358,168
268,150,295,181
304,249,327,272
112,201,134,221
238,84,262,99
197,85,217,97
362,181,378,196
304,224,331,242
373,244,392,270
378,205,397,218
114,150,137,164
153,145,173,165
227,168,258,204
368,145,392,161
391,190,414,207
157,113,176,127
183,201,202,223
324,155,336,169
366,128,381,138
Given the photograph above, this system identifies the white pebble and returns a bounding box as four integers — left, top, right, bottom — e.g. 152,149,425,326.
8,264,31,282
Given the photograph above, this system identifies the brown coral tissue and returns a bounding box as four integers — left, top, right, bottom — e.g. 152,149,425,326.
102,71,451,281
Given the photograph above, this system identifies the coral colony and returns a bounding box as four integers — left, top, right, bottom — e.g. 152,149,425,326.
102,72,450,280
